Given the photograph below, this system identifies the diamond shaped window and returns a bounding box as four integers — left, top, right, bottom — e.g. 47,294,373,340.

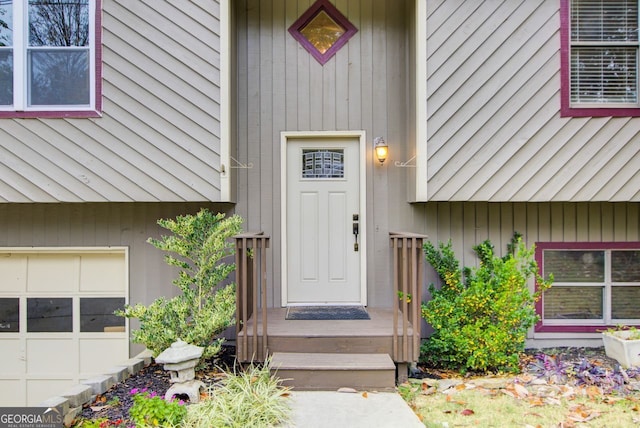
289,0,357,65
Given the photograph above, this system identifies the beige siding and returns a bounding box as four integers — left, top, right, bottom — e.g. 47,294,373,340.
0,0,224,202
233,0,415,308
426,1,640,202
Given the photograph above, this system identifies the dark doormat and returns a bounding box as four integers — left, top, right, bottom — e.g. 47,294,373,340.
285,305,370,320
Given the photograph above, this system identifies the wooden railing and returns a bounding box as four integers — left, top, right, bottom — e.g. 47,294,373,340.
235,232,270,361
390,232,428,362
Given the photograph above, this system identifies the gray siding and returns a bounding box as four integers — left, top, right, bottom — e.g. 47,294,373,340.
0,0,224,202
233,0,415,308
418,201,640,341
426,0,640,202
421,202,640,268
0,202,234,351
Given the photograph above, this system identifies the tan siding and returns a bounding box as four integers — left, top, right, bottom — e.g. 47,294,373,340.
0,0,224,202
426,0,640,202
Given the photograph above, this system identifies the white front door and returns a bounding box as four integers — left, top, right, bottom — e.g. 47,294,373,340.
282,133,366,305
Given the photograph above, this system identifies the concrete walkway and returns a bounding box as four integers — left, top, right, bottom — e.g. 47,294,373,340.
285,390,424,427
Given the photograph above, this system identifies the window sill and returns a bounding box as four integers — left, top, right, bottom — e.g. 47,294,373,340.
561,105,640,118
536,324,640,333
0,110,102,119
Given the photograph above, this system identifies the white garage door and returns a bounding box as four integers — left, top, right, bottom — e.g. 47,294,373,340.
0,248,129,406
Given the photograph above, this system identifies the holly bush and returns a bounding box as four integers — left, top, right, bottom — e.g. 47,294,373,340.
117,209,242,362
420,234,552,373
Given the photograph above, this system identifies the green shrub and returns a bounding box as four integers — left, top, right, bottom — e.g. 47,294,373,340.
117,209,242,361
129,389,187,427
421,234,552,373
181,361,291,428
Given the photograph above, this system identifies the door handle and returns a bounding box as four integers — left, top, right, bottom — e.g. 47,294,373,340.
352,214,359,251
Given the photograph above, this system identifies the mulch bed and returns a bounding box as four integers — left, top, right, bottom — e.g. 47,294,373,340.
77,344,238,425
413,346,620,380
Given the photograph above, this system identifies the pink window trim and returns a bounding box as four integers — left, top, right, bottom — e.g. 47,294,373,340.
559,0,640,118
0,0,102,119
535,241,640,333
288,0,357,65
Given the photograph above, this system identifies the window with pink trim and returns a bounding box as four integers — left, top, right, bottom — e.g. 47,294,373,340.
535,242,640,333
0,0,101,118
288,0,357,65
561,0,640,117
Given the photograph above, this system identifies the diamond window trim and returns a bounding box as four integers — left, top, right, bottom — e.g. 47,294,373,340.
288,0,357,65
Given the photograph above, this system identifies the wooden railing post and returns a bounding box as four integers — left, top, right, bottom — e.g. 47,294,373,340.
235,233,270,361
390,232,428,362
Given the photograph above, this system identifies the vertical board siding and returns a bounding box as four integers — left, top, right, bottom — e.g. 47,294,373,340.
421,202,640,292
0,202,233,308
0,0,224,202
234,0,413,307
426,0,640,202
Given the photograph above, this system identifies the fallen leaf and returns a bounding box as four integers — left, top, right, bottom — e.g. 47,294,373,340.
362,392,368,398
585,385,601,400
526,397,545,407
567,404,600,423
89,405,111,412
502,389,516,398
460,408,475,416
544,397,562,406
513,383,530,398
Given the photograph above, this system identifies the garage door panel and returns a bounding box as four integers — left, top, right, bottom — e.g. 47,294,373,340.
27,379,75,407
0,249,128,406
27,338,76,375
0,339,25,375
80,254,126,292
0,380,25,406
27,255,80,292
80,338,128,375
0,255,27,292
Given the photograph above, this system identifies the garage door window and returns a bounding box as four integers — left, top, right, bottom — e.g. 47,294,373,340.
27,298,73,332
0,298,19,332
80,297,125,332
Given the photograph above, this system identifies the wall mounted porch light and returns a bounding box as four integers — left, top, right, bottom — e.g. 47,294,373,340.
374,137,388,164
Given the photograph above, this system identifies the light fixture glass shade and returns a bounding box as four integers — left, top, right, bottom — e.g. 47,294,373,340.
374,137,388,164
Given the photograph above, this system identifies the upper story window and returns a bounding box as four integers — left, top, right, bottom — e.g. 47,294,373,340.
561,0,640,116
535,242,640,333
0,0,100,117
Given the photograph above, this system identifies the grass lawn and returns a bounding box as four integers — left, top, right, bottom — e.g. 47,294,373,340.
401,377,640,427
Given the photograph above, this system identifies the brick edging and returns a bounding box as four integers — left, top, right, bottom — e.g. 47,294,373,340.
38,350,154,427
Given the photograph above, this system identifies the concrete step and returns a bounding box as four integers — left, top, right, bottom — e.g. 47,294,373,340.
270,352,396,391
